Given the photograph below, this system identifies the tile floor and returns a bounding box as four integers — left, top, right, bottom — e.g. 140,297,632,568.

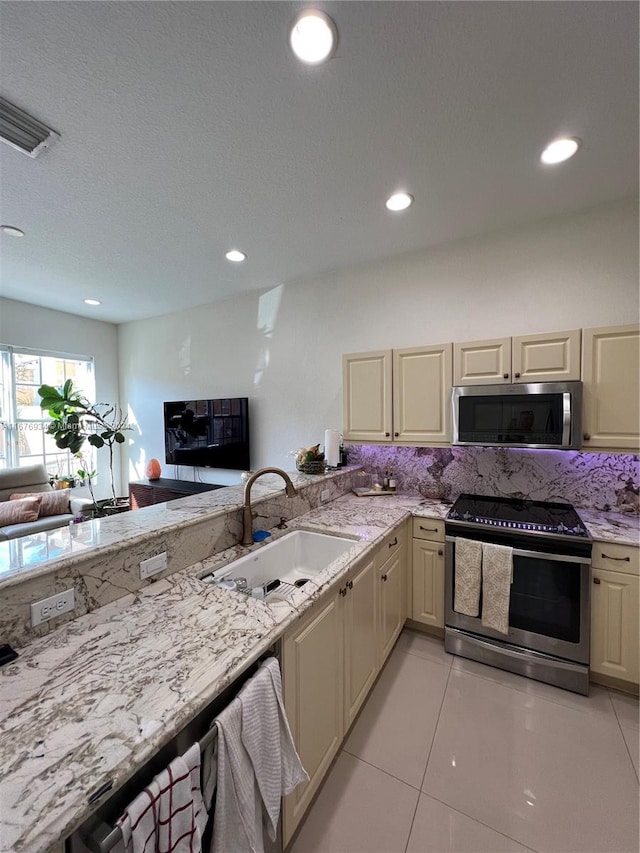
291,629,639,853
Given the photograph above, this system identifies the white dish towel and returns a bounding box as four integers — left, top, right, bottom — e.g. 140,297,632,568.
212,695,264,853
481,542,513,635
240,658,309,840
117,743,207,853
211,658,308,853
453,537,482,617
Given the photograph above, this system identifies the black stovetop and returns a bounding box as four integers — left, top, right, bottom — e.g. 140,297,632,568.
446,494,589,539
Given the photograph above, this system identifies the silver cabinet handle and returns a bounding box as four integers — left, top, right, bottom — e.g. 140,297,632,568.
601,553,630,562
419,525,438,532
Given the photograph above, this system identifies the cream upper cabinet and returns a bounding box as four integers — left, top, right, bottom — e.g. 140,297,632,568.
512,329,581,383
582,324,640,451
453,337,512,385
590,542,639,687
343,350,393,442
393,344,452,444
454,330,581,386
343,344,452,445
343,558,378,730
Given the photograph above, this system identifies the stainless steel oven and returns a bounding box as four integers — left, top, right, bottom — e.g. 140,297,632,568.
444,495,592,694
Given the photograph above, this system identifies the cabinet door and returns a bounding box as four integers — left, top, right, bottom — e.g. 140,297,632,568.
591,569,639,685
393,344,452,444
283,592,344,844
512,329,581,383
342,350,393,442
412,539,445,628
343,559,378,730
379,545,406,666
582,324,640,450
453,338,512,386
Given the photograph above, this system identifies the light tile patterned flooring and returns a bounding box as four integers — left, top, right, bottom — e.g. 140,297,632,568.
291,629,639,853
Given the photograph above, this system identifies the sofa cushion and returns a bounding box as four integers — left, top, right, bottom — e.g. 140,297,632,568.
0,513,75,541
11,489,71,517
0,497,41,526
0,464,52,502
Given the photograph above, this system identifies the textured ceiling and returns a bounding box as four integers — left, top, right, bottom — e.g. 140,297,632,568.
0,1,637,324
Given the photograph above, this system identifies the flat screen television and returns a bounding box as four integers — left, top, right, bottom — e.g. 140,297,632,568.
164,398,250,470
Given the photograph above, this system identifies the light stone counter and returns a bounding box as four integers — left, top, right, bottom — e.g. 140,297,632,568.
0,491,437,853
579,508,639,547
1,491,634,852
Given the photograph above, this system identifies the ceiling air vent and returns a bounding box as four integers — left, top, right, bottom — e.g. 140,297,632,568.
0,96,59,158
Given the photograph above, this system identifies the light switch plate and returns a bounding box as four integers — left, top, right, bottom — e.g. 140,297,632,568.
31,589,75,627
140,551,168,580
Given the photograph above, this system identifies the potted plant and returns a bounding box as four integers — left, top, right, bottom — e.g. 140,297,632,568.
38,379,131,513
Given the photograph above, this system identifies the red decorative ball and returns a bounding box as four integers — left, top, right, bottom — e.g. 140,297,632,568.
146,458,162,480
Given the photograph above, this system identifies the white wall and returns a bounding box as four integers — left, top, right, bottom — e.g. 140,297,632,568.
0,298,121,497
118,198,639,485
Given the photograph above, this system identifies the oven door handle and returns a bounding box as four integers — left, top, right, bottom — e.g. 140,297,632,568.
445,536,590,565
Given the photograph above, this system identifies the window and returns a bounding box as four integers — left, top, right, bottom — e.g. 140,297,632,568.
0,346,95,477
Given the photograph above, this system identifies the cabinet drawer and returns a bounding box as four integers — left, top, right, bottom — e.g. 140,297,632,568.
412,518,444,542
375,525,406,568
592,542,639,576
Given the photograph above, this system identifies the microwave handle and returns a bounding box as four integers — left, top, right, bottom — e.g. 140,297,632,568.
445,536,589,565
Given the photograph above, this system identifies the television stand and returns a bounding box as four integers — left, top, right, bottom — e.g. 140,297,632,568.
129,478,225,509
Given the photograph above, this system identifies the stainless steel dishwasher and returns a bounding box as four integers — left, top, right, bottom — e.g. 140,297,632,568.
68,643,282,853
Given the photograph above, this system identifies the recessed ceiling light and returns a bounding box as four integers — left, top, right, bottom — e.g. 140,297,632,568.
0,225,24,237
540,137,581,165
225,250,247,263
385,192,414,212
290,10,337,65
83,298,101,306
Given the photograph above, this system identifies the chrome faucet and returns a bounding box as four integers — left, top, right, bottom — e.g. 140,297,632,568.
241,467,297,547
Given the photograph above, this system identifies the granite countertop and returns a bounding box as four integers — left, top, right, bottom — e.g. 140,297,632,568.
0,492,441,853
1,492,636,852
578,508,639,547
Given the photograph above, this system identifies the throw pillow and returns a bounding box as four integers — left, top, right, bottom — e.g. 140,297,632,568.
10,489,71,517
0,498,41,525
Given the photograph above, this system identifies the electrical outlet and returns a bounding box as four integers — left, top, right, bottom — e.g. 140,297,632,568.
31,589,75,627
140,551,168,580
320,489,331,502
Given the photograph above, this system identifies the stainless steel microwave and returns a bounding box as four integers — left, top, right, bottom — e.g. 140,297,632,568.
452,381,583,449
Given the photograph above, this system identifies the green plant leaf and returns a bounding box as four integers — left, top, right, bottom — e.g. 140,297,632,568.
63,378,73,397
115,432,125,443
88,435,105,448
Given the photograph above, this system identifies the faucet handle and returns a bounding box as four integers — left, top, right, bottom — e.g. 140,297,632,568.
276,517,288,529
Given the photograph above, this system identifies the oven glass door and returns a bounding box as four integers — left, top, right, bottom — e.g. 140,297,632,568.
445,538,590,664
508,552,581,643
456,392,568,446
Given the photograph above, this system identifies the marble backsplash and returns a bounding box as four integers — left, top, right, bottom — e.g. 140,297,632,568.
347,445,639,514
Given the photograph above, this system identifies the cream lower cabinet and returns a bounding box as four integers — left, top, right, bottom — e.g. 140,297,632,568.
343,557,378,731
582,324,640,451
282,590,344,841
343,345,452,445
590,542,639,687
378,527,408,666
411,518,445,630
283,524,408,845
